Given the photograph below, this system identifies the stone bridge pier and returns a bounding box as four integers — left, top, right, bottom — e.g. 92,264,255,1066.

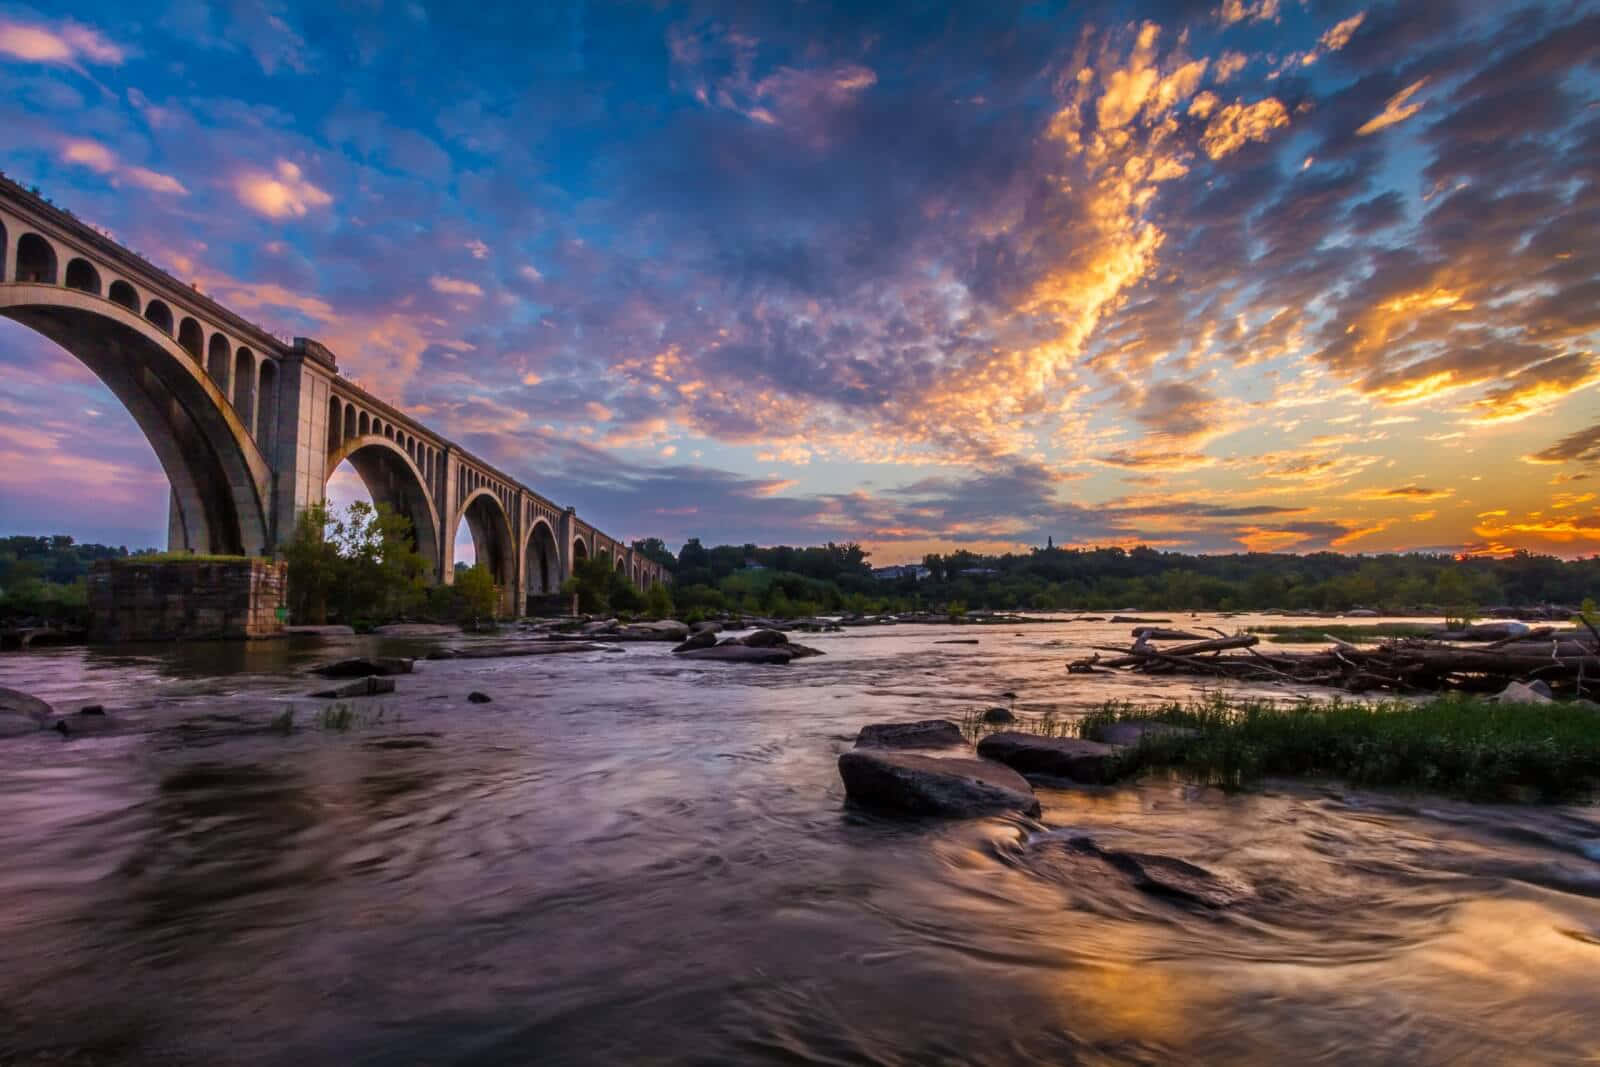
0,176,668,632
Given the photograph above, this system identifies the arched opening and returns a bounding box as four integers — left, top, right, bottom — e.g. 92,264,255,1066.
16,233,57,284
0,290,271,555
177,317,203,360
572,537,589,567
256,359,277,449
524,519,560,608
144,299,173,335
232,347,255,423
326,437,442,583
64,258,101,295
0,219,6,279
384,424,394,440
452,489,515,613
108,280,138,311
206,333,230,390
343,403,356,441
358,411,370,437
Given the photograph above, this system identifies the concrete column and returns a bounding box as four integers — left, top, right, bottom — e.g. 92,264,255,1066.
558,508,575,584
438,448,459,585
267,351,333,553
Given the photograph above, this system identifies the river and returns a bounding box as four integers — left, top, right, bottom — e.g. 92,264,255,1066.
2,614,1597,1064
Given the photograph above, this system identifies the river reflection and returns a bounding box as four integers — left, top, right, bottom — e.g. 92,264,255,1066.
1,615,1598,1064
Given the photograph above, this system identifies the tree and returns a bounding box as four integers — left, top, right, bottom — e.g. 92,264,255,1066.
453,564,500,628
282,501,429,626
643,582,674,619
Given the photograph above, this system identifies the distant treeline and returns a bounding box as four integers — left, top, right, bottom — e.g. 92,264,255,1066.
0,535,145,625
631,538,1600,618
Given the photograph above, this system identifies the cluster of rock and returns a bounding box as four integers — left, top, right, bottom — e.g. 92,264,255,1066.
671,625,825,664
0,687,119,737
836,717,1190,818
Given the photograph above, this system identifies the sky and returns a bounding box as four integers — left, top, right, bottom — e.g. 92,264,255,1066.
0,0,1596,563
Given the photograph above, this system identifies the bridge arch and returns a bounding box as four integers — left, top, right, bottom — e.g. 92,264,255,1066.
571,535,589,566
454,487,516,611
232,347,255,422
326,433,442,578
144,298,173,335
0,283,271,554
524,518,561,606
177,317,203,360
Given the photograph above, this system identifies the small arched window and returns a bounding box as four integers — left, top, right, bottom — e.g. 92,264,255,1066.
108,280,139,311
16,233,57,284
144,299,174,335
177,318,204,360
207,333,231,388
64,258,101,295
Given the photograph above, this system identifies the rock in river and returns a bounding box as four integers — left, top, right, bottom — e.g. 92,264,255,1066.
981,706,1016,724
675,643,795,664
671,629,719,653
855,719,965,749
976,732,1126,784
310,676,396,699
312,656,415,678
0,686,53,737
53,708,119,736
1064,836,1251,908
739,628,789,648
838,750,1040,818
468,691,493,704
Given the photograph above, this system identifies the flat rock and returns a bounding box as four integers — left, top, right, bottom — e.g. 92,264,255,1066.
676,644,794,664
1087,720,1199,747
976,732,1126,783
934,638,980,645
1109,616,1170,624
427,642,607,660
311,656,414,678
0,687,53,736
838,749,1040,818
855,719,965,749
310,676,396,699
371,623,461,636
690,621,723,634
284,624,356,638
1063,836,1251,908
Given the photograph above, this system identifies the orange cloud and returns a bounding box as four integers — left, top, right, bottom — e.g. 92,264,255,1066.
235,160,332,219
1357,79,1429,136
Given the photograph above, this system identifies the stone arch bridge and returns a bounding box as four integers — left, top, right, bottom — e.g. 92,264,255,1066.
0,177,667,615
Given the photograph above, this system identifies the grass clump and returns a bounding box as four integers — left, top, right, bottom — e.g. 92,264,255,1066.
1073,693,1600,801
1248,623,1436,644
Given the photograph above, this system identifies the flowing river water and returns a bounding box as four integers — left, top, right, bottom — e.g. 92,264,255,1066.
2,614,1598,1064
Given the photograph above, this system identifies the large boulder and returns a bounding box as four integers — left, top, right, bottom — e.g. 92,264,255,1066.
614,620,691,642
838,750,1040,817
976,732,1127,783
855,719,964,749
690,621,723,635
982,706,1016,724
676,644,794,664
309,676,396,699
0,687,53,738
739,628,790,648
311,656,414,678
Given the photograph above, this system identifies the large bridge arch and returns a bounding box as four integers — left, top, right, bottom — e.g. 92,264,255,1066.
454,487,516,611
326,434,442,578
0,282,271,554
524,518,561,605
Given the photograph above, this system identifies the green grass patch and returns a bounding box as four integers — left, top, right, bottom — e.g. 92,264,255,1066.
1068,694,1600,801
1248,623,1436,643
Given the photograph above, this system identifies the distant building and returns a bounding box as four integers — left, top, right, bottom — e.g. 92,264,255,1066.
958,566,998,577
743,560,766,570
872,564,931,581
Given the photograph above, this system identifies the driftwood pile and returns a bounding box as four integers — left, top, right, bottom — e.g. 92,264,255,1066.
1078,624,1600,697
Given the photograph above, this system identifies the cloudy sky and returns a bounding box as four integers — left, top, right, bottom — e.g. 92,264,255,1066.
0,0,1595,561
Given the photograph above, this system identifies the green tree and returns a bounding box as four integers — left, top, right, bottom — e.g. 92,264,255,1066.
452,564,500,628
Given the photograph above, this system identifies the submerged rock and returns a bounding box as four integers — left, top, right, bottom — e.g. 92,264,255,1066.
310,676,396,699
981,706,1016,724
371,623,460,636
0,687,53,737
1063,836,1251,909
838,749,1040,818
312,656,415,678
689,621,723,635
855,719,965,749
284,624,356,638
976,732,1127,783
54,708,119,736
739,628,789,648
427,642,608,660
467,691,492,704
